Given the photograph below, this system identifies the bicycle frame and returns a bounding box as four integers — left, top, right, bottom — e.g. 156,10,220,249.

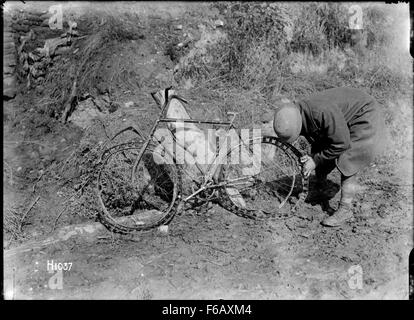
130,92,261,205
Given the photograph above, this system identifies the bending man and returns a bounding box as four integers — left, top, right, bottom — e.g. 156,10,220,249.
273,87,384,227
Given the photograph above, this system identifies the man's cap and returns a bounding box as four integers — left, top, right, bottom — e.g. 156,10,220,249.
273,100,302,143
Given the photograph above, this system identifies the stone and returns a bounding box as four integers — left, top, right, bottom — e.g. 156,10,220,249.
214,19,224,27
101,94,110,103
93,97,109,112
157,225,169,235
3,75,17,99
69,98,106,129
124,101,135,108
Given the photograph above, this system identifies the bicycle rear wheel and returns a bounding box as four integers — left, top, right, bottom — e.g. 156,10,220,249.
96,141,181,233
218,136,308,220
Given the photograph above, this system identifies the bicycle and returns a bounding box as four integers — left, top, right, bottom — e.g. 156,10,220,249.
96,88,309,234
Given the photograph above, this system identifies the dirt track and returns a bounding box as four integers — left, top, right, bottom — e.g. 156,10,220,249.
3,2,413,300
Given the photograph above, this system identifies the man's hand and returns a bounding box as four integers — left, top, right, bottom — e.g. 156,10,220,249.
300,155,316,178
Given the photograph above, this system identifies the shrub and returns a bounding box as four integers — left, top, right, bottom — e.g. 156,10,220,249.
211,2,291,85
289,3,351,55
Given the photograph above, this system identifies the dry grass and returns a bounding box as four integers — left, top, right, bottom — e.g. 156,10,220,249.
4,207,24,241
41,10,145,118
176,2,412,163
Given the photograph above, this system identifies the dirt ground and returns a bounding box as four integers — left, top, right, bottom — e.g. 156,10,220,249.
3,2,413,300
3,97,412,299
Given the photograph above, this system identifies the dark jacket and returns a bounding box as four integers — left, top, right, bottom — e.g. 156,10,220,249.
296,87,384,176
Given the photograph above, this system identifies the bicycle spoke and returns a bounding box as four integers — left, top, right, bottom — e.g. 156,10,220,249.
218,137,308,219
97,143,180,233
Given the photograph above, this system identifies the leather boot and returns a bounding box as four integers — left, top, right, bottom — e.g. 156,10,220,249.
322,174,357,227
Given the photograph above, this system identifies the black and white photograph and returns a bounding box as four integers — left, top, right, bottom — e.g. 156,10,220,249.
2,1,413,302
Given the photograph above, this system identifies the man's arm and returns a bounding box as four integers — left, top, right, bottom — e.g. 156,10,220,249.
312,106,351,167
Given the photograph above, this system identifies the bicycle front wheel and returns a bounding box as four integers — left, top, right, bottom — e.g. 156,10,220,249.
96,141,181,233
218,136,308,220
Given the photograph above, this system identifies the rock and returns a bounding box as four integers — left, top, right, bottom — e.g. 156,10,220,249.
101,94,110,103
175,24,183,30
124,101,135,108
3,75,17,99
93,97,109,112
157,225,169,235
69,98,106,129
214,19,224,27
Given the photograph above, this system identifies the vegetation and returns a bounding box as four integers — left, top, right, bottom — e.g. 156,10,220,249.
176,2,412,158
181,2,411,97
